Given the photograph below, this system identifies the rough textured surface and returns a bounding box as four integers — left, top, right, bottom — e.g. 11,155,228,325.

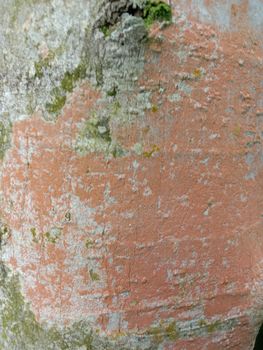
0,0,262,349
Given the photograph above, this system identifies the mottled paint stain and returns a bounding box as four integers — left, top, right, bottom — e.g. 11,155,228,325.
0,1,262,349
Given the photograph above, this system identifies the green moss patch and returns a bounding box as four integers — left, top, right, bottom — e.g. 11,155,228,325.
99,24,112,37
143,0,172,27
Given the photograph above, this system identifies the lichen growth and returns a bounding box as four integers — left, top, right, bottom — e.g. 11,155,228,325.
46,91,66,115
44,227,62,244
71,10,150,157
143,144,160,158
146,325,164,343
45,62,88,115
30,227,39,243
246,140,261,148
34,52,55,79
193,68,202,79
11,0,38,24
0,262,96,349
85,239,94,249
0,261,239,349
30,227,61,244
232,124,241,137
0,263,103,349
75,115,125,157
198,319,222,334
151,104,158,112
0,224,11,249
0,264,43,347
60,63,88,93
207,321,221,333
0,121,12,160
165,321,179,340
89,269,100,281
146,320,179,343
95,63,104,87
76,116,111,151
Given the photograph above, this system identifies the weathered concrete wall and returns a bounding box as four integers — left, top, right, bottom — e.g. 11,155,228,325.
0,0,262,349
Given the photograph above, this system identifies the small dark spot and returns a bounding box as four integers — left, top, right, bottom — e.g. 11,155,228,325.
65,212,71,222
107,85,118,97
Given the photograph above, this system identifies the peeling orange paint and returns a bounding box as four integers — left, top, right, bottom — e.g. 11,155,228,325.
0,2,262,349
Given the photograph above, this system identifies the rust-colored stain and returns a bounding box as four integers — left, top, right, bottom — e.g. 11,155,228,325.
0,2,262,349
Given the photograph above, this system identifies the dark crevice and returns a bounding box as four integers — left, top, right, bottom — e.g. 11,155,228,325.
95,1,138,30
96,1,172,36
253,323,263,350
127,4,143,18
97,2,141,34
